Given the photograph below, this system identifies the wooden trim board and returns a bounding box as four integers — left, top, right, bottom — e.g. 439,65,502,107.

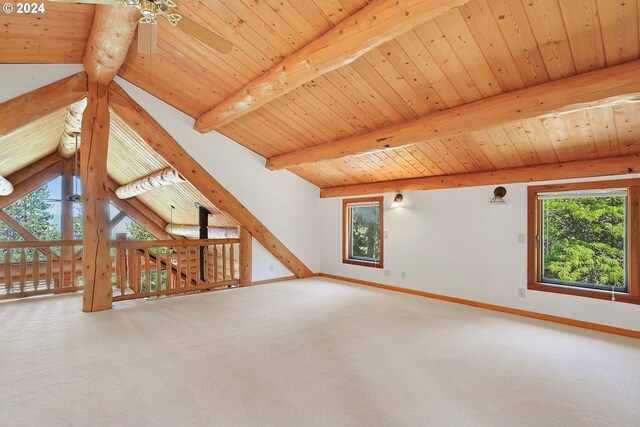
317,273,640,340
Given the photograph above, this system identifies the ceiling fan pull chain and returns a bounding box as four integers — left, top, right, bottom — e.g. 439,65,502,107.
139,16,157,25
166,13,182,27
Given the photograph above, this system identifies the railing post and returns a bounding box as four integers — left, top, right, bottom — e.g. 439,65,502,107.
239,227,252,286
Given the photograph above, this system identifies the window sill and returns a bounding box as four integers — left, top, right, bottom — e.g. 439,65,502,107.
343,259,383,269
528,282,640,305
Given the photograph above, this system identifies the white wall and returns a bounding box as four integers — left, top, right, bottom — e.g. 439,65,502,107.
0,64,83,103
0,65,321,281
319,177,640,331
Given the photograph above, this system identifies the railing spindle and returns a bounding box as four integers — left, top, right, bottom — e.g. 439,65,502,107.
45,250,52,289
70,246,77,288
4,249,11,295
230,243,235,280
176,247,183,288
144,249,151,294
58,246,64,289
19,249,27,292
213,245,218,283
222,244,227,281
33,251,40,291
156,248,162,292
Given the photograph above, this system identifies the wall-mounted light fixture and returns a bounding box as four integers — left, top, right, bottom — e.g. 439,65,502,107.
490,186,507,204
391,193,404,208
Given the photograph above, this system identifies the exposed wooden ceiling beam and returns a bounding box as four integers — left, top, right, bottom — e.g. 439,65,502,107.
109,210,128,230
58,98,87,158
83,5,139,84
267,60,640,171
115,167,185,199
0,72,87,138
320,155,640,198
0,162,63,210
110,82,314,278
194,0,470,133
0,210,38,241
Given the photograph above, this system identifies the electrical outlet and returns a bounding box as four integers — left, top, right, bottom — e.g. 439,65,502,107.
269,264,274,271
518,288,526,298
384,230,389,238
384,269,391,276
517,234,526,244
401,271,406,279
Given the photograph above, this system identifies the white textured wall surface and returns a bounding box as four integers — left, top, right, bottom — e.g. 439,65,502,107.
319,176,640,331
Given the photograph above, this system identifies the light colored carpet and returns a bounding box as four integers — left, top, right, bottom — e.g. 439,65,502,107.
0,277,639,427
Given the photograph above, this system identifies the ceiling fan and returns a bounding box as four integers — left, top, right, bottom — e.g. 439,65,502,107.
49,0,233,55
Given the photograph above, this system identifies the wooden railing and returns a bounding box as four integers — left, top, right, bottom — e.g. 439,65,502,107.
111,238,243,301
0,234,251,303
0,240,83,300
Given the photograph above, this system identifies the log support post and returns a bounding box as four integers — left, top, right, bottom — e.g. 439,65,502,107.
81,81,112,312
239,227,252,286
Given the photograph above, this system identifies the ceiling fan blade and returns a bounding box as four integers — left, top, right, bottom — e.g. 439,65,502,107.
47,0,120,4
175,16,233,54
137,21,158,55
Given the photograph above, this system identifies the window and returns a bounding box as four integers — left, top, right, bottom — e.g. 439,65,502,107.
528,180,640,304
343,197,383,268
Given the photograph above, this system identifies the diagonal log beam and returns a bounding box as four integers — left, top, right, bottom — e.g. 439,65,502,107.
83,5,139,85
320,155,640,198
0,210,41,242
0,162,63,210
109,211,127,230
267,60,640,170
194,0,470,132
110,82,314,278
0,72,87,138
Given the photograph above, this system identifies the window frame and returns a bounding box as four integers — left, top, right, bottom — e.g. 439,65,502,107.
527,179,640,305
342,196,384,269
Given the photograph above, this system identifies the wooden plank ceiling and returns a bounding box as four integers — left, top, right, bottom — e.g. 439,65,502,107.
109,111,239,228
0,108,67,175
2,0,640,190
